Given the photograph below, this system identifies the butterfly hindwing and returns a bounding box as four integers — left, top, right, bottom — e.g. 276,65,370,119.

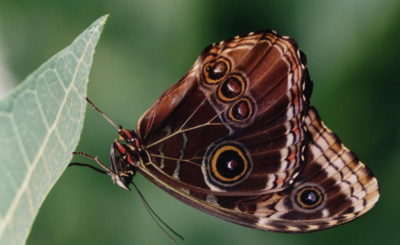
245,107,379,232
140,107,378,232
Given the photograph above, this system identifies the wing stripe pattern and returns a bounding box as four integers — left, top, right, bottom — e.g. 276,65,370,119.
133,31,379,232
173,108,379,232
138,31,311,195
252,108,379,232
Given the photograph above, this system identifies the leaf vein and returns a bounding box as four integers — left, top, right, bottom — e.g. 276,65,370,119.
0,32,95,237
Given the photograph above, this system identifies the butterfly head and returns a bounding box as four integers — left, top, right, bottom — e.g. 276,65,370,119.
108,128,142,191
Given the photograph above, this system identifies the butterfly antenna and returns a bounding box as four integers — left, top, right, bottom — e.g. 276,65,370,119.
131,182,184,242
68,162,108,175
85,97,120,130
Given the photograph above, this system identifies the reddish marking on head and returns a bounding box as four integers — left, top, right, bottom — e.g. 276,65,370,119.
121,128,133,140
115,141,127,155
127,154,134,165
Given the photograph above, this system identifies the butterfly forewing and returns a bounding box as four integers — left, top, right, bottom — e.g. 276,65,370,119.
137,31,311,195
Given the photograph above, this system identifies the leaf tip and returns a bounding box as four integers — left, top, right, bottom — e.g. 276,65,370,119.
88,14,110,34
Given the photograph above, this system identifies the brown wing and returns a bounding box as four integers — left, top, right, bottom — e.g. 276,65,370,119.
138,107,379,232
137,31,311,195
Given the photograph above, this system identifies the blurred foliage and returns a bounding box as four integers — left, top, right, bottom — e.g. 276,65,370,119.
0,0,399,244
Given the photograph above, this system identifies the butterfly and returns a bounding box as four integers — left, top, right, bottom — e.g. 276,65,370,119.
73,30,379,233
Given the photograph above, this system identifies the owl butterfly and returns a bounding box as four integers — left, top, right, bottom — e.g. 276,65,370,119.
75,30,379,233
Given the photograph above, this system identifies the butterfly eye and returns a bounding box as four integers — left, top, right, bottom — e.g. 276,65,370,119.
294,185,324,210
217,74,246,102
210,144,250,184
203,58,231,84
227,97,254,122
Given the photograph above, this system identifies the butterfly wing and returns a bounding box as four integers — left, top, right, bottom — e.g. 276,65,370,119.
138,107,379,232
137,31,312,195
240,107,379,232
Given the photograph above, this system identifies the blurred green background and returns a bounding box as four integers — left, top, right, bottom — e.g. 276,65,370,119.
1,0,399,244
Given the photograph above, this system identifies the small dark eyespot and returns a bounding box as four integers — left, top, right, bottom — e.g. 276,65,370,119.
295,186,324,209
208,62,227,79
217,74,245,101
228,97,253,122
203,58,231,84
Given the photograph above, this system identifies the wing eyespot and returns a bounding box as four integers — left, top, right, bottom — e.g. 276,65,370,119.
203,57,231,84
205,142,252,187
217,74,246,102
227,97,254,122
292,184,324,211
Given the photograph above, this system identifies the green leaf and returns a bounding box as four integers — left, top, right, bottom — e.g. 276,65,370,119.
0,15,108,245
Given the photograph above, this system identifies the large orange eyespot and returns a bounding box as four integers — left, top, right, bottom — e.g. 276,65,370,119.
227,97,254,122
217,74,246,102
210,144,250,183
294,185,324,209
203,57,231,84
